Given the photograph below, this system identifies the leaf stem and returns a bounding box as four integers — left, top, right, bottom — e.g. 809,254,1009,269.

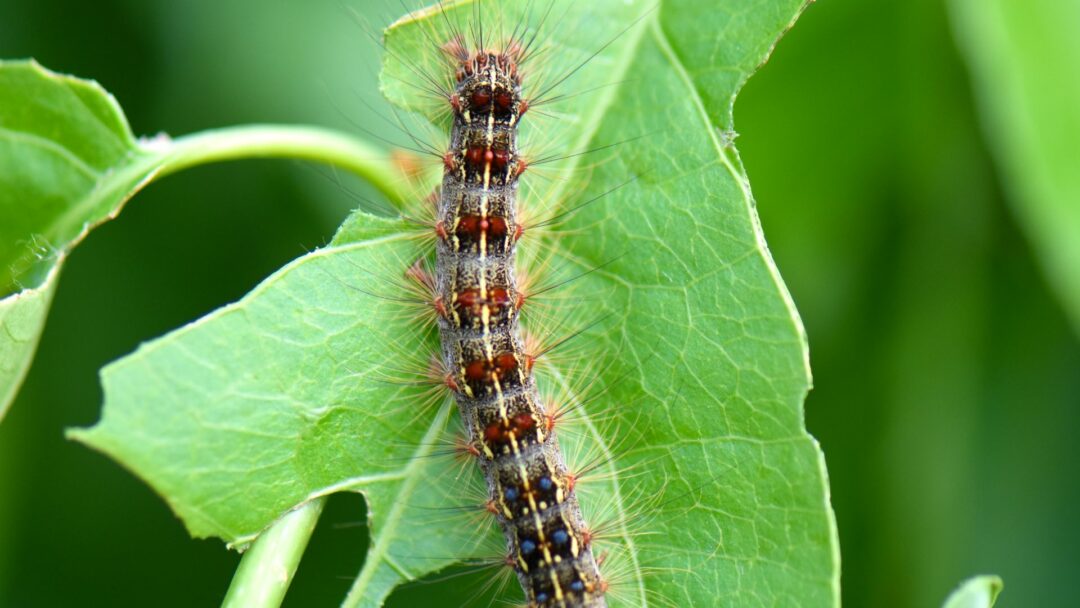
155,124,410,206
221,497,326,608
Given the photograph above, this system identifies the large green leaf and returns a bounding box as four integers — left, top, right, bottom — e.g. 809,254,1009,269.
0,60,402,422
73,0,838,606
949,0,1080,333
942,576,1003,608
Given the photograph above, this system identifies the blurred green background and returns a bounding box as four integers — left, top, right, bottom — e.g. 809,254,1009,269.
1,0,1077,606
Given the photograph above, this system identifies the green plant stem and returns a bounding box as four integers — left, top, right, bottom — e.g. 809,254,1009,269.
221,497,326,608
40,124,410,266
158,124,410,206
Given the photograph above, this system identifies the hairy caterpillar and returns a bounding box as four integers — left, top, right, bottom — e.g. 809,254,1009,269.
432,23,609,608
363,1,646,606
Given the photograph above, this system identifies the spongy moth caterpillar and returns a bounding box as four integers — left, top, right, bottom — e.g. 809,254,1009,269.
364,1,658,606
431,13,609,608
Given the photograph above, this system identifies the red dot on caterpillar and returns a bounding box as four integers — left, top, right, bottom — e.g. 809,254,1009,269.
454,216,475,236
461,441,481,459
492,148,510,170
455,287,512,310
460,145,490,167
485,289,505,308
455,289,479,309
513,412,535,431
435,434,484,463
463,353,521,383
443,372,459,393
495,91,513,112
539,396,589,435
487,216,505,235
495,352,518,375
483,411,538,445
465,146,485,167
455,215,509,240
542,411,557,434
564,471,579,492
483,422,502,443
432,295,448,319
464,360,486,382
470,87,491,108
496,352,518,371
580,527,595,548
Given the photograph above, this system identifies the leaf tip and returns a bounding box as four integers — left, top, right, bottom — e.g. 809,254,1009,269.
943,575,1004,608
64,423,100,448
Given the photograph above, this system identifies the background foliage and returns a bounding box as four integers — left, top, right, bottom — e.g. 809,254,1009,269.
0,0,1075,606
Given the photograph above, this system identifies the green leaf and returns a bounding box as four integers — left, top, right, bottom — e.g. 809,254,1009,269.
0,60,148,422
0,264,58,423
0,60,405,422
73,0,838,606
949,0,1080,333
942,576,1004,608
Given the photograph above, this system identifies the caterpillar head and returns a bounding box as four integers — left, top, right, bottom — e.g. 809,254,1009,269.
452,51,524,122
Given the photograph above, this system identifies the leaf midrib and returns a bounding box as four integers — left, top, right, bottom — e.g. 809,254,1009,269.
0,125,105,179
341,400,453,606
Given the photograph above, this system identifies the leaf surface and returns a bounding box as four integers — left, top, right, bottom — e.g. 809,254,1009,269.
950,0,1080,333
74,1,839,606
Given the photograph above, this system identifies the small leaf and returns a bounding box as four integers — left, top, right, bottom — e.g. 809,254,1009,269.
0,60,158,421
942,576,1004,608
0,264,59,422
949,0,1080,333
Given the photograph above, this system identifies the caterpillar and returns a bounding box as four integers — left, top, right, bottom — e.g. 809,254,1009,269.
370,1,634,606
431,14,608,608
